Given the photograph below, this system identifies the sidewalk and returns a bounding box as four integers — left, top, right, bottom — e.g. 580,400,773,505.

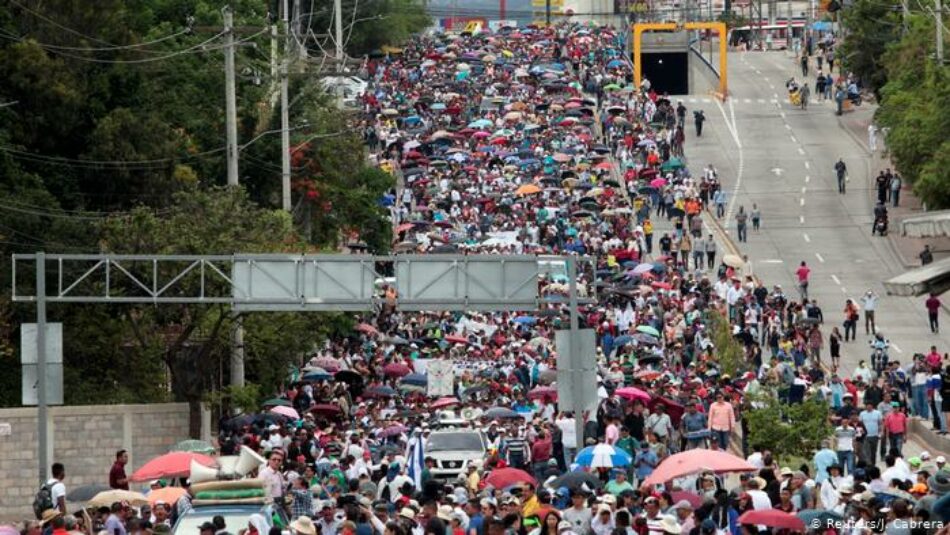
829,98,950,269
834,101,950,446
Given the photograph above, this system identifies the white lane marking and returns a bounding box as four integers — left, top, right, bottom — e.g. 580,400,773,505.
774,93,779,99
816,253,825,263
758,98,766,103
803,233,811,242
800,197,805,206
798,147,806,155
842,287,848,293
802,187,807,193
790,135,798,143
800,215,805,224
770,99,778,103
715,98,744,225
892,343,903,353
702,98,711,103
780,112,786,119
831,274,841,285
689,98,698,103
805,161,810,169
761,259,785,263
805,175,811,183
764,77,770,82
785,124,792,130
744,98,752,103
755,69,761,74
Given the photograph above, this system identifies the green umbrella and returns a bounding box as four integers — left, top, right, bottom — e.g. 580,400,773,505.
603,83,622,91
660,157,685,172
636,325,661,337
262,398,292,408
170,439,215,454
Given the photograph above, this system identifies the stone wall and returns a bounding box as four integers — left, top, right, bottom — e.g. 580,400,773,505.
0,403,190,522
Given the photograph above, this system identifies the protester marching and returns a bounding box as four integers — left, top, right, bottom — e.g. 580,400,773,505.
12,20,950,535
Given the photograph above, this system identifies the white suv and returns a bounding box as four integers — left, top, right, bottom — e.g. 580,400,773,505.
425,429,488,481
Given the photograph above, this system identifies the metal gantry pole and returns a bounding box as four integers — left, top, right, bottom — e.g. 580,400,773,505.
937,0,945,64
36,252,48,484
567,255,585,446
334,0,344,60
224,6,239,187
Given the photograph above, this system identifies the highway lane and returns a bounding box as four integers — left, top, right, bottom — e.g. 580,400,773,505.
677,49,950,376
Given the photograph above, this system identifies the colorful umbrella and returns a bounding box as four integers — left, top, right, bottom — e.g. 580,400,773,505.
148,486,187,506
615,387,651,403
527,386,558,401
738,510,805,531
311,403,343,415
88,489,148,508
130,452,216,482
636,325,661,337
262,398,291,407
575,444,632,468
356,323,378,335
270,405,300,420
644,450,755,485
484,467,536,489
430,397,460,409
383,363,412,377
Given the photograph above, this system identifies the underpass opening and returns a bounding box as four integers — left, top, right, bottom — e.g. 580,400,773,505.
641,52,689,95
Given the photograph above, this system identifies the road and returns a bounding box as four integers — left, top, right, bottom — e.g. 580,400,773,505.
679,49,950,377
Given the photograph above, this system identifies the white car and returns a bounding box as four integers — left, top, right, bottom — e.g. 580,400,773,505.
425,429,488,481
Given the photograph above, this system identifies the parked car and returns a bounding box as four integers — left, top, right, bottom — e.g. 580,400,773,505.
172,503,287,535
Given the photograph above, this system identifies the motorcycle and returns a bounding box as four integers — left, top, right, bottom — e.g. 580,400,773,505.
869,333,890,376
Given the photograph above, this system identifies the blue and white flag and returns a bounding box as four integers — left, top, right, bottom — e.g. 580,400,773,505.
405,431,426,490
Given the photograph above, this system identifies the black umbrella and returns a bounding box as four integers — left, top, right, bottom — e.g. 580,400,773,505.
67,484,112,502
550,471,604,491
667,207,686,217
335,369,364,384
483,407,521,419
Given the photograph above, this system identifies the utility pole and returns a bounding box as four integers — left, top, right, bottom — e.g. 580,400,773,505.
806,0,813,54
36,252,48,485
224,6,239,187
334,0,344,60
546,0,552,26
281,0,292,212
902,0,910,33
787,0,792,52
936,0,944,63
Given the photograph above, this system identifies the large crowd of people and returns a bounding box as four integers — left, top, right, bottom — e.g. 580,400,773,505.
16,20,950,535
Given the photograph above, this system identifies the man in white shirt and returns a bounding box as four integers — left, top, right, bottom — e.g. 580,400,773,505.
746,478,772,511
859,290,878,334
258,450,285,499
47,462,67,514
556,412,578,467
746,446,765,469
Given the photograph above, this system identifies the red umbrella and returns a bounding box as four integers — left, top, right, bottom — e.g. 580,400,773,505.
444,335,469,344
651,281,673,290
738,510,805,532
130,452,216,482
484,467,536,489
615,386,651,403
490,137,508,145
395,223,415,234
644,450,756,486
430,397,460,409
356,323,378,335
311,404,343,415
650,396,685,426
311,357,340,372
594,162,613,171
670,491,703,509
383,363,412,377
527,386,557,401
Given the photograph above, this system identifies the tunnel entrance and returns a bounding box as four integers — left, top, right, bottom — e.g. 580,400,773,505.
641,52,689,95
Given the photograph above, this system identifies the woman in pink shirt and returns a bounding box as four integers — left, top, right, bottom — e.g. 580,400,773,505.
707,392,736,450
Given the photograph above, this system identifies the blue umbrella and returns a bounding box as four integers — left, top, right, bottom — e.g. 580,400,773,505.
404,116,422,125
401,373,428,386
607,59,625,69
614,335,634,346
431,102,446,110
302,370,333,382
574,444,632,467
513,316,538,324
365,386,397,398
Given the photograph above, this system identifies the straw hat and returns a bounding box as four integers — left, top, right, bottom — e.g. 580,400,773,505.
290,517,316,535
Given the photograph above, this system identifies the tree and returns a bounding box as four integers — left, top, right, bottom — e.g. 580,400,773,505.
745,392,834,464
839,0,902,93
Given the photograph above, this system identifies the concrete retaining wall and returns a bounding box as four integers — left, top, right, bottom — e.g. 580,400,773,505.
0,403,190,522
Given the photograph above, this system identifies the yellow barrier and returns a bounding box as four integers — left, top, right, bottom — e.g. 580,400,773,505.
632,22,728,97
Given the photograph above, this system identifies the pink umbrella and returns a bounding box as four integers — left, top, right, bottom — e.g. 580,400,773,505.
383,362,412,377
431,397,460,409
270,405,300,420
312,356,341,372
130,452,216,482
650,177,667,188
473,131,491,138
527,386,558,401
356,323,378,335
615,386,651,403
644,450,756,485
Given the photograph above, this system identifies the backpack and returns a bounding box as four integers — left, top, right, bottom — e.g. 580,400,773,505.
33,481,54,519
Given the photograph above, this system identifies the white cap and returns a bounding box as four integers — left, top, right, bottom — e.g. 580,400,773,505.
937,455,947,463
920,451,931,461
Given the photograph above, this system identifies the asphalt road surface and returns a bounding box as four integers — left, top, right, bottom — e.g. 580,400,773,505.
679,49,950,377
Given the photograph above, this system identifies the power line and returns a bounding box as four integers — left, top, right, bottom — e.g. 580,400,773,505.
2,28,194,54
0,144,228,169
0,29,229,64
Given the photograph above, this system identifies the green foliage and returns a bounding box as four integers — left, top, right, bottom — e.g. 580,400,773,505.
873,14,950,207
746,393,834,464
206,383,262,416
839,0,902,92
708,311,745,377
306,0,431,56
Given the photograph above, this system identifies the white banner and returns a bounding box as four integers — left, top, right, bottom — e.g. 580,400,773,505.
427,359,455,397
